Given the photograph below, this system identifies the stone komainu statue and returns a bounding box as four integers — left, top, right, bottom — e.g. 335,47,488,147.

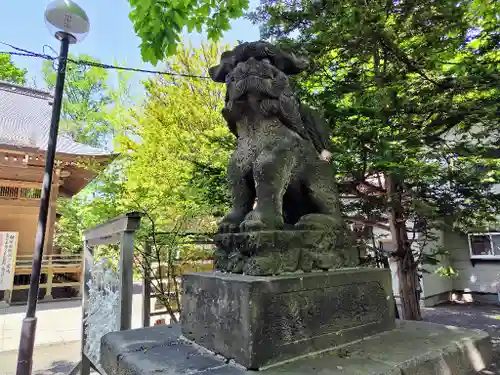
210,41,357,275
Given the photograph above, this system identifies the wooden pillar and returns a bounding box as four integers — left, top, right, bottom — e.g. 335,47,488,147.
43,168,61,300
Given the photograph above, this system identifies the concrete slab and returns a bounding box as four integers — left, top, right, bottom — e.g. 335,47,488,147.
101,320,492,375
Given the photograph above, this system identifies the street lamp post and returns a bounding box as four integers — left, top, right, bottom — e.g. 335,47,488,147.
16,2,89,374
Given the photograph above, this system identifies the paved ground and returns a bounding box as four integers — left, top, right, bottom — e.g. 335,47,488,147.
421,303,500,374
0,302,499,375
0,300,82,352
0,341,80,375
0,283,154,375
0,283,149,352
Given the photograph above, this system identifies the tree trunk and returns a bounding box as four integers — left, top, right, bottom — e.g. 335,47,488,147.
386,174,422,321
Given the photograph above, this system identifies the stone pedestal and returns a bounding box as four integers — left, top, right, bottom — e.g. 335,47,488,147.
214,230,358,276
101,320,492,375
181,268,395,369
98,266,493,375
99,266,493,375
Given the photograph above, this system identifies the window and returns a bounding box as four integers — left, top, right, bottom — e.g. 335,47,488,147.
468,233,500,259
379,239,395,253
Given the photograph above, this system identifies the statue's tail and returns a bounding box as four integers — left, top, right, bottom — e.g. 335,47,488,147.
299,104,332,155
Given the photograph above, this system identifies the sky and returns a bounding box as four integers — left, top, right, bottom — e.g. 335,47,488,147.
0,0,261,91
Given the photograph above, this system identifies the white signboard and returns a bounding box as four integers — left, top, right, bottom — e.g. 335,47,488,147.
0,232,18,291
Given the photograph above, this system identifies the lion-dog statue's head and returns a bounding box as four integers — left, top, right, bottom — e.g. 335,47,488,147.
209,41,309,138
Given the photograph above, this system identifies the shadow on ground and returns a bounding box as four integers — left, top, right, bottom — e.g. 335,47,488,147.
33,360,76,375
422,303,500,374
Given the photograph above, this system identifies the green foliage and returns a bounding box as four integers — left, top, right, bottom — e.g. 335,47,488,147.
56,42,234,255
55,43,232,254
116,42,233,231
55,162,129,253
0,54,27,84
435,265,458,278
421,245,457,277
42,55,113,147
127,0,250,64
53,69,136,254
250,0,500,232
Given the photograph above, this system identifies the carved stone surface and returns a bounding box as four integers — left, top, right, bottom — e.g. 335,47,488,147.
214,230,358,275
181,268,395,370
209,41,355,274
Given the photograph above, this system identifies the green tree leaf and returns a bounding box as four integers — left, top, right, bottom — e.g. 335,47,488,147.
127,0,250,63
0,55,27,84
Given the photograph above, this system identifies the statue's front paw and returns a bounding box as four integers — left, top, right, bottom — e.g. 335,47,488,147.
240,209,284,232
218,209,246,233
219,221,239,233
240,219,267,232
295,214,342,231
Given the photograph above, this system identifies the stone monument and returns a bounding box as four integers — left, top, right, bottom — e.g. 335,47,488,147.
100,42,492,375
209,41,357,277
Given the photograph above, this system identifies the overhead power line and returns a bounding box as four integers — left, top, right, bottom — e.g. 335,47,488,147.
0,42,211,79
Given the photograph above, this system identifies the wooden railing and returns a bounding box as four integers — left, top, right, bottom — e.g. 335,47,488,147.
0,180,42,200
14,254,83,298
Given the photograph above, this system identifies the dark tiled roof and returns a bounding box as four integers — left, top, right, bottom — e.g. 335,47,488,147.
0,81,112,156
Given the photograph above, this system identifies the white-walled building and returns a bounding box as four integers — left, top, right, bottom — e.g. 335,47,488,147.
346,164,500,306
370,220,500,307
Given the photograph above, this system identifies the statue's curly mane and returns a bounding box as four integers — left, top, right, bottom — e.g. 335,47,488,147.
221,67,308,141
210,41,331,155
209,41,309,83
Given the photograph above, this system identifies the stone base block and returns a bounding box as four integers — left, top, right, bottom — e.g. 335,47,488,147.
100,320,492,375
214,230,358,275
181,268,395,369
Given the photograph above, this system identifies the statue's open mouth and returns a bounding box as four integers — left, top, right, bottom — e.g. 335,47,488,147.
233,91,277,103
230,74,280,103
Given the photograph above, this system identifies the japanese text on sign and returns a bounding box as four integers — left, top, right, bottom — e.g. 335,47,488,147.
0,232,18,291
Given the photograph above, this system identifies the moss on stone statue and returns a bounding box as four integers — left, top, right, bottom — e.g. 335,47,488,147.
209,42,358,275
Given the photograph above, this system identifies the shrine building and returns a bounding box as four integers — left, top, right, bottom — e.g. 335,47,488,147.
0,81,116,304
